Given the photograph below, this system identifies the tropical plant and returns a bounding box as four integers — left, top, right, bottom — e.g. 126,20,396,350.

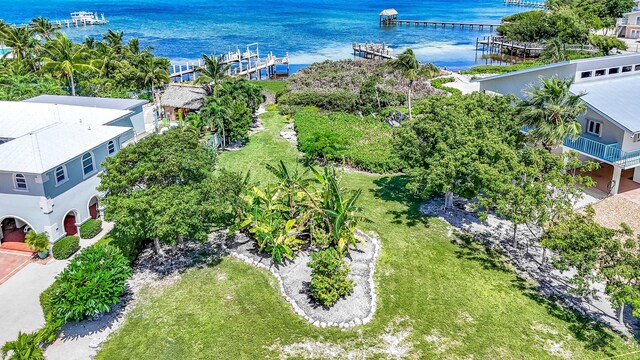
103,29,124,54
1,332,44,360
308,247,354,307
195,54,230,95
25,230,49,253
50,245,131,321
518,77,586,149
138,55,170,95
0,26,37,64
41,33,98,96
29,17,59,40
390,49,440,119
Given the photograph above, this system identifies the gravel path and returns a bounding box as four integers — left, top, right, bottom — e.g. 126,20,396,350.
225,230,381,328
421,197,638,337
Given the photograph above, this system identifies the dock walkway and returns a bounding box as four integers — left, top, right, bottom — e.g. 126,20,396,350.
352,43,395,60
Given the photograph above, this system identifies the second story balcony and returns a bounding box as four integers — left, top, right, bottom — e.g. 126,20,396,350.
521,126,640,169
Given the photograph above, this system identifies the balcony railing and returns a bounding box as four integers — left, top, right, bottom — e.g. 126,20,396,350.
521,126,640,168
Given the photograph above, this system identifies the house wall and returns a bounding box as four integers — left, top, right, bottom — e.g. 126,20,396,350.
0,172,45,196
577,110,626,146
0,175,101,242
478,64,577,99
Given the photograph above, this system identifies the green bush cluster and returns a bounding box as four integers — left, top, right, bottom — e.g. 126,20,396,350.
308,248,354,307
79,219,102,239
278,90,359,113
39,282,58,319
430,77,462,95
52,235,80,259
50,245,131,322
295,111,404,173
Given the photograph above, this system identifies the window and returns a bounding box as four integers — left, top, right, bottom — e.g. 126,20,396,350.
622,65,632,72
609,67,620,74
635,64,640,71
595,69,606,76
580,71,592,79
586,119,602,136
81,152,95,176
14,174,27,190
107,140,116,155
55,166,67,184
634,133,640,142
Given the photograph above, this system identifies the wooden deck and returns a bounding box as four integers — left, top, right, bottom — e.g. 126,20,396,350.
477,36,598,58
503,0,547,8
352,43,396,60
383,19,501,31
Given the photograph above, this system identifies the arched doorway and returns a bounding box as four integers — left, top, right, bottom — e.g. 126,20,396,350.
0,217,33,251
63,211,78,236
88,196,99,219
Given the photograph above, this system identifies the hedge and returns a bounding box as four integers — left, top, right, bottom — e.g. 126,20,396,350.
40,281,59,319
430,77,462,95
79,219,102,239
52,235,80,259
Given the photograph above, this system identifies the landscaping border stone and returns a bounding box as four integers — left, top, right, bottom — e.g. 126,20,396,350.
224,229,381,329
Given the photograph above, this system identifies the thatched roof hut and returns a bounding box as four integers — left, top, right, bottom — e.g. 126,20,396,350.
160,84,207,110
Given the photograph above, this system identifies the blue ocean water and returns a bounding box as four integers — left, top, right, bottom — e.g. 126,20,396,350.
2,0,523,69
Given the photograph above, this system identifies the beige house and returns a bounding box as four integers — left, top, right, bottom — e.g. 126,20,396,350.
616,6,640,38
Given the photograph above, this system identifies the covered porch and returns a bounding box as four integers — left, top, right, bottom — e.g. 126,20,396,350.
582,163,640,204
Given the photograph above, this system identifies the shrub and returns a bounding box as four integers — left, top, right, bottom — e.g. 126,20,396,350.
308,248,354,307
278,90,359,113
1,332,44,360
295,111,405,173
79,219,102,239
52,236,80,259
39,282,59,319
50,245,131,322
430,77,462,95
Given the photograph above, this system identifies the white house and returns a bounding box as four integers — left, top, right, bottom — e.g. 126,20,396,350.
476,54,640,195
0,97,147,251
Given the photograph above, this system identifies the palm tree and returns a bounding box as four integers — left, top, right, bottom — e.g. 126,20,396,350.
540,38,567,64
518,77,586,149
390,48,440,120
103,29,124,53
138,55,170,94
29,17,59,40
195,54,230,95
41,34,97,96
0,25,37,63
93,42,120,79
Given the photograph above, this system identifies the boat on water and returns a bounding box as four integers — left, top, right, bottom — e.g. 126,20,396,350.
69,11,108,25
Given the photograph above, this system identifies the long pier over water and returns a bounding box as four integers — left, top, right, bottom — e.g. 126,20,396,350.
379,9,500,31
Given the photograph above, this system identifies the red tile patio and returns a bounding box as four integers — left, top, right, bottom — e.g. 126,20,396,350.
582,164,640,205
0,250,34,285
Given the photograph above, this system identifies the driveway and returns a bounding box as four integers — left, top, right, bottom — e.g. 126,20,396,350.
0,222,114,346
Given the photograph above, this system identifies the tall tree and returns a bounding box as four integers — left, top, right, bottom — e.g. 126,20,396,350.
29,17,59,40
138,55,170,94
0,26,37,64
41,34,97,96
103,29,124,53
390,48,440,120
518,77,586,149
395,93,522,208
195,54,230,95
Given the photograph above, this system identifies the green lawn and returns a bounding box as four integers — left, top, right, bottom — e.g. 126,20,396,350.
254,80,287,94
97,108,637,359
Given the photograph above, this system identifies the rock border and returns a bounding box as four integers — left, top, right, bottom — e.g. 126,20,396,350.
225,229,381,329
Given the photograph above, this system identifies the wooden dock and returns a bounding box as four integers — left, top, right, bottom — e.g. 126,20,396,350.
169,43,290,82
503,0,547,9
387,19,501,31
352,43,395,60
378,10,500,31
477,36,598,58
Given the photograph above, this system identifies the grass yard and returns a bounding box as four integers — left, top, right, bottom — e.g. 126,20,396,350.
96,108,637,359
254,80,287,94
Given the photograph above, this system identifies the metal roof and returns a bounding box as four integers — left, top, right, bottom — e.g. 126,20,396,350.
571,76,640,133
0,102,131,139
0,122,130,174
24,95,147,110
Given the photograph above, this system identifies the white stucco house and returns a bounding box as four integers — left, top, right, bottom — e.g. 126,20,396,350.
0,96,147,251
476,53,640,195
